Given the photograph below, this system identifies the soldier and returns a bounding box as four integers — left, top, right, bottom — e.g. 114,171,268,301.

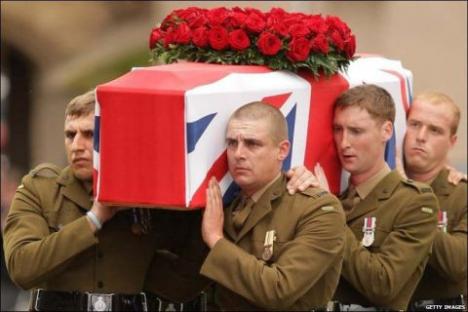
3,90,315,311
2,90,169,311
330,85,439,311
406,92,467,310
198,101,346,311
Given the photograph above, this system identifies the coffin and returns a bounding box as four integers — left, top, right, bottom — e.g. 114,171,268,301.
94,55,412,209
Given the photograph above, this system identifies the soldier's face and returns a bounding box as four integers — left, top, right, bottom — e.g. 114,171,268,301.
64,113,94,181
404,99,456,176
333,106,392,181
226,117,289,196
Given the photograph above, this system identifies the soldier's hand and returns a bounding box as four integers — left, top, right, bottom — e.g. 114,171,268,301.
202,177,224,249
314,163,330,192
285,166,319,195
446,164,467,185
89,201,119,228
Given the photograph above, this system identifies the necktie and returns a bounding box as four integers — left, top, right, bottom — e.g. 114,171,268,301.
341,187,360,215
232,197,254,231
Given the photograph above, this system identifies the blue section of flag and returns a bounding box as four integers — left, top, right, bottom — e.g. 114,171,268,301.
187,113,217,153
282,104,297,171
385,131,396,169
406,78,413,106
223,181,240,206
94,116,100,153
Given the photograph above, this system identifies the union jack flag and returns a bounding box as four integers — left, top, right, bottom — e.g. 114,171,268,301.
94,56,411,209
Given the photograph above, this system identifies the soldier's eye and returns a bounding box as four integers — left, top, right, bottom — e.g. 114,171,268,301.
65,131,76,140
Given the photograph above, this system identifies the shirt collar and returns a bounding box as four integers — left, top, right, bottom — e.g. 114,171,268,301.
248,172,282,203
352,163,391,200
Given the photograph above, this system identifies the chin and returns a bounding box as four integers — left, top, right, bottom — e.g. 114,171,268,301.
74,170,93,182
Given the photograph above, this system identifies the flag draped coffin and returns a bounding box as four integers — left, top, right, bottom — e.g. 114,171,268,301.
94,56,412,209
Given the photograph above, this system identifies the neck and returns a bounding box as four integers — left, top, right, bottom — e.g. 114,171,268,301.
243,171,281,197
406,163,444,184
350,159,386,186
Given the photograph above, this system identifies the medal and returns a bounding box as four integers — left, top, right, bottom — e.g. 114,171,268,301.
262,230,276,261
361,217,376,247
438,210,447,233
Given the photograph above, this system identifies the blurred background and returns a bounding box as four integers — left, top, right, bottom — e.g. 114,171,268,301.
1,1,466,310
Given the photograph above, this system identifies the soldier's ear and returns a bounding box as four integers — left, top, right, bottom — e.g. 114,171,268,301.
381,120,393,142
278,140,290,161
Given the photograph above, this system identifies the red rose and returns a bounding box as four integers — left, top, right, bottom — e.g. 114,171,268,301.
149,28,162,49
270,22,289,37
207,7,229,26
310,34,329,54
229,29,251,51
326,16,350,37
266,7,287,28
173,23,191,44
229,7,248,28
175,7,208,28
305,15,328,35
330,30,345,50
256,31,282,56
161,12,178,30
344,34,356,58
286,37,311,61
282,13,306,29
192,27,208,48
245,12,266,33
163,27,176,47
288,23,310,38
208,26,230,50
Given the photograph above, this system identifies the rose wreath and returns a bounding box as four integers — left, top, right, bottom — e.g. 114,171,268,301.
149,7,357,77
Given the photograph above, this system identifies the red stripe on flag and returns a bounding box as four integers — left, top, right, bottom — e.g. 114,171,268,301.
262,93,292,109
190,151,228,208
299,73,349,195
381,69,410,113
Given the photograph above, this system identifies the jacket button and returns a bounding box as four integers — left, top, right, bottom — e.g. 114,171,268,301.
98,281,103,288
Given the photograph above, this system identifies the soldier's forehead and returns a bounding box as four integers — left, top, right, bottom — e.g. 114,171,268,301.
64,114,94,130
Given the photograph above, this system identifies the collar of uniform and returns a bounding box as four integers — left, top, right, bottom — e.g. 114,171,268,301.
430,168,451,196
234,174,286,242
345,170,401,222
249,172,282,203
56,166,93,210
352,163,391,200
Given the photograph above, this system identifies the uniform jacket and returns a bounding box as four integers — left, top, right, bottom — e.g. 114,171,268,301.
411,168,467,300
334,170,439,310
2,164,174,293
200,174,346,311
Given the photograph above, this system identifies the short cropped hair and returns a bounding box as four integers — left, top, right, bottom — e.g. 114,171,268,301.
228,102,288,144
412,91,460,135
334,84,395,124
65,89,95,118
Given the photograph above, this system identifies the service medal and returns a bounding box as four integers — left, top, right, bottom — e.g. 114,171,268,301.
361,217,376,247
262,230,276,261
438,210,448,233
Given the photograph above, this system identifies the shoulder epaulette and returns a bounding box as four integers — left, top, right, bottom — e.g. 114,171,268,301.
29,163,62,178
300,187,329,199
402,178,433,194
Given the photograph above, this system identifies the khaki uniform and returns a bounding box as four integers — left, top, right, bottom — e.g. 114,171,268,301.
411,168,467,300
200,174,346,311
2,164,174,293
334,170,439,310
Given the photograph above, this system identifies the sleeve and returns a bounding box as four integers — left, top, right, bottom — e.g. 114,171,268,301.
200,196,345,310
429,188,467,281
341,192,438,306
2,174,98,289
